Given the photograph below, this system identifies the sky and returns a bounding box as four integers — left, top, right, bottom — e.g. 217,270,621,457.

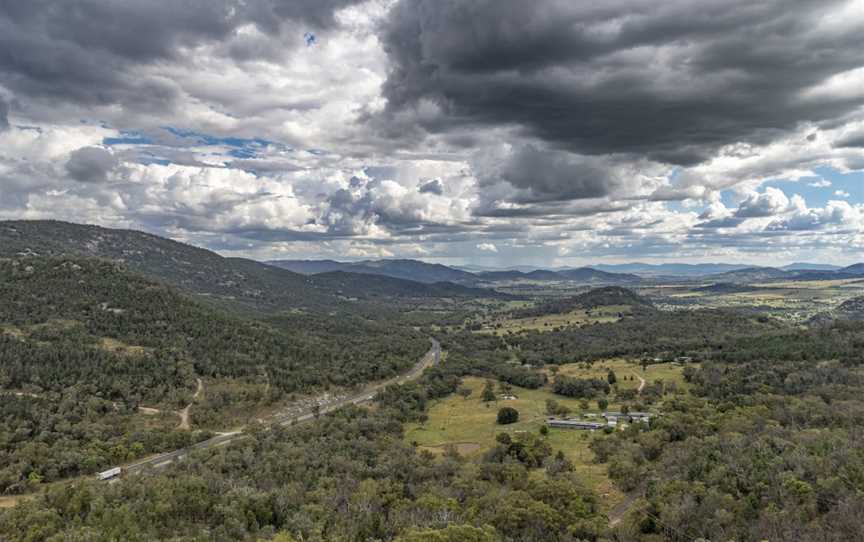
1,0,864,268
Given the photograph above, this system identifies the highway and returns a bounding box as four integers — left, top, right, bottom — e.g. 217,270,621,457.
121,338,440,477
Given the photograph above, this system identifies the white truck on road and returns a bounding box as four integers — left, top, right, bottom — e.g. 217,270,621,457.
96,467,122,481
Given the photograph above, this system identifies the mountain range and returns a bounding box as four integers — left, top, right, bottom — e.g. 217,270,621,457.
0,221,502,314
474,268,640,283
593,262,843,277
707,265,864,283
270,259,641,284
267,258,477,284
269,258,863,284
4,222,860,299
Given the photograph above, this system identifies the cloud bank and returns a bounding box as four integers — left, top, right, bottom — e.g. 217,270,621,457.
0,0,863,265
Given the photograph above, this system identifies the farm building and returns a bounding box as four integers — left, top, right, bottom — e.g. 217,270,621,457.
547,418,605,430
603,411,652,423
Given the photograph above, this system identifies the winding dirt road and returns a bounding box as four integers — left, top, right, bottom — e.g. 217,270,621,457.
633,371,646,393
177,378,203,430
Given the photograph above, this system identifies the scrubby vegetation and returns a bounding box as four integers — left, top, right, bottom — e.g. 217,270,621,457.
0,368,607,542
591,335,864,540
0,257,427,492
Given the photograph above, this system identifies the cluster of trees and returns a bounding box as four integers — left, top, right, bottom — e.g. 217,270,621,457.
551,376,610,399
509,308,781,365
0,390,204,494
434,332,547,390
586,322,864,539
0,326,205,492
510,286,652,319
488,432,551,469
507,304,864,370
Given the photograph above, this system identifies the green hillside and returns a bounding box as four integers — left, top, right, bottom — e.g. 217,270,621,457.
0,256,428,492
514,286,653,319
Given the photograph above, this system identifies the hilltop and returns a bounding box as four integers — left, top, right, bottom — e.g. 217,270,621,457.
513,286,654,319
837,296,864,320
570,286,653,310
809,296,864,326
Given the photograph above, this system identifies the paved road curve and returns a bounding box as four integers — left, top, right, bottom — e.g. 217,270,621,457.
121,338,440,477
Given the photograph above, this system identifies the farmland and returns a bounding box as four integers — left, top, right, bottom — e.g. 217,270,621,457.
474,305,629,335
404,358,689,513
404,375,626,511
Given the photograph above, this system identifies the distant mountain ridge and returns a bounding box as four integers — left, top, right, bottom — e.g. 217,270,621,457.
709,265,864,283
272,259,641,284
268,258,476,284
272,258,864,283
781,262,843,271
841,263,864,275
578,262,846,277
0,220,501,313
593,262,751,276
475,267,639,283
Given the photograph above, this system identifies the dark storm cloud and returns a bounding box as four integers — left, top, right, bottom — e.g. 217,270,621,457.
418,179,444,195
0,96,8,131
0,0,361,113
473,145,619,203
380,0,864,165
244,0,366,33
474,199,629,219
836,131,864,149
65,146,119,183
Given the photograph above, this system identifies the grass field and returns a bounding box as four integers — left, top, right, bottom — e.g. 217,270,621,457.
404,376,632,511
554,358,691,392
403,359,690,511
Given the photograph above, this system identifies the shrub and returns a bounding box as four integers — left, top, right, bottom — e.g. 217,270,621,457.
497,407,519,425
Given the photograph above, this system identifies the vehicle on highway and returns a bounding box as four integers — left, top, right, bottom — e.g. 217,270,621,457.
96,467,123,481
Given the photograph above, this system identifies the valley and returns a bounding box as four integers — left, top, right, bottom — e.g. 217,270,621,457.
3,221,864,541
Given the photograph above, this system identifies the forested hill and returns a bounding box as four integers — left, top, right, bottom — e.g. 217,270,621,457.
0,256,429,492
570,286,652,309
515,286,654,319
310,270,508,299
0,220,500,313
0,257,427,396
